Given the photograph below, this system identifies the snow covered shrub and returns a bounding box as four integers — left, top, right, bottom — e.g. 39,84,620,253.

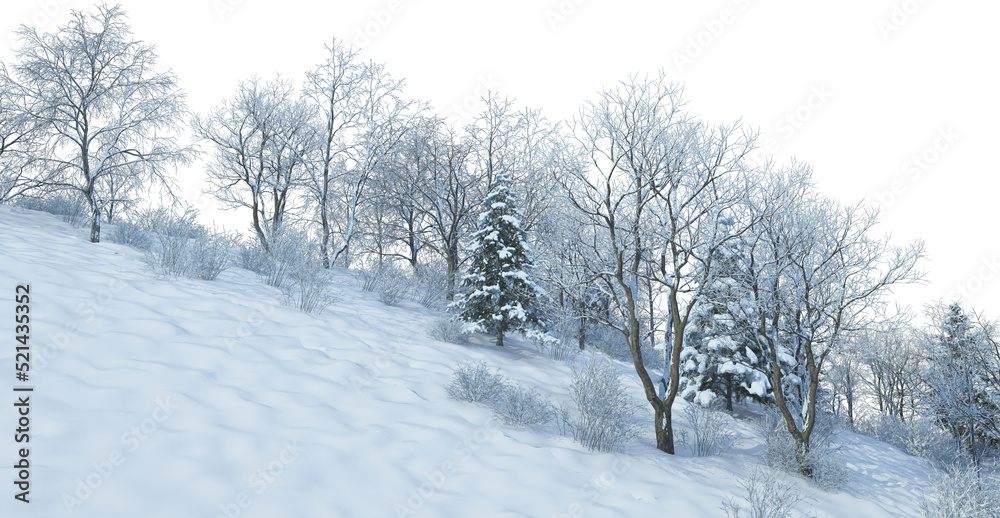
685,401,737,457
415,266,448,309
142,208,204,277
569,358,642,452
107,220,152,250
259,229,310,288
858,415,960,467
236,241,271,275
282,265,339,313
920,464,1000,518
754,406,847,490
19,192,90,226
428,318,469,344
446,361,507,403
188,228,237,280
492,383,554,428
529,313,581,361
588,323,632,362
356,263,382,292
721,464,820,518
376,264,412,306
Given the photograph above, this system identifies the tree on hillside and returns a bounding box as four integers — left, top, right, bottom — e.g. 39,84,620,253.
415,124,481,300
194,76,314,252
924,302,1000,463
732,166,924,477
557,72,761,454
299,41,417,268
11,4,189,242
453,173,545,346
0,64,42,203
679,239,772,411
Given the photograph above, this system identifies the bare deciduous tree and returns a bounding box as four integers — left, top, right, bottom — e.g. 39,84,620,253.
0,64,41,202
194,76,314,251
559,72,757,453
733,166,924,476
12,4,189,242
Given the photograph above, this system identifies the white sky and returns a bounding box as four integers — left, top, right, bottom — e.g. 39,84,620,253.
3,0,998,320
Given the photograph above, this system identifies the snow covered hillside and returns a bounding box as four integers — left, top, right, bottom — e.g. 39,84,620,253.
0,205,937,517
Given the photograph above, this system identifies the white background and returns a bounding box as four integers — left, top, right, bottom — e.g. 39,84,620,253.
2,0,998,320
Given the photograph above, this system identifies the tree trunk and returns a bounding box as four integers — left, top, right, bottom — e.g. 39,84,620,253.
654,402,672,453
90,208,101,243
445,245,458,301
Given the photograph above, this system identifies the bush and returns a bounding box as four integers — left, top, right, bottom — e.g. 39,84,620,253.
428,318,469,344
236,241,271,275
141,208,203,276
754,406,848,491
416,266,448,309
189,228,237,281
685,401,738,457
259,229,311,288
138,208,236,281
107,220,152,250
282,265,339,313
492,383,553,428
18,192,89,227
446,361,507,403
722,464,821,518
528,323,580,361
858,414,962,468
920,464,1000,518
357,263,413,305
566,358,642,452
588,323,632,362
376,264,412,306
357,264,382,292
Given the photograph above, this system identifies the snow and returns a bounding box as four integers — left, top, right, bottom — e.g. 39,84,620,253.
0,205,938,517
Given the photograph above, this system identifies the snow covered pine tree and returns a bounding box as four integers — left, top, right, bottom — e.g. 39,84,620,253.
679,242,772,410
453,173,545,346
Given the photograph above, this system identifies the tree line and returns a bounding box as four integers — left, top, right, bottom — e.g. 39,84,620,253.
2,4,996,479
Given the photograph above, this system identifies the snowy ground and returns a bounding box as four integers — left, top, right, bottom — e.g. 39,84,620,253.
0,205,936,517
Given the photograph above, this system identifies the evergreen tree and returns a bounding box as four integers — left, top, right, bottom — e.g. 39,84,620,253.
453,173,545,346
926,302,1000,458
680,242,771,409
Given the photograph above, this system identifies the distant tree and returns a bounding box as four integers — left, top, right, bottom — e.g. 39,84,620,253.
415,125,481,300
194,76,314,251
924,302,1000,462
11,4,189,242
0,64,40,202
454,173,545,346
299,41,416,267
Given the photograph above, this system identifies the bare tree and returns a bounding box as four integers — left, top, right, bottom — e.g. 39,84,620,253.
733,167,924,476
0,64,42,202
466,91,520,194
416,125,480,299
300,39,365,267
194,76,314,251
857,325,924,423
363,115,440,270
12,4,189,242
558,72,757,453
298,41,417,267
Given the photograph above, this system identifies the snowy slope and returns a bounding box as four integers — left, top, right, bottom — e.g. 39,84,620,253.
0,205,935,517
